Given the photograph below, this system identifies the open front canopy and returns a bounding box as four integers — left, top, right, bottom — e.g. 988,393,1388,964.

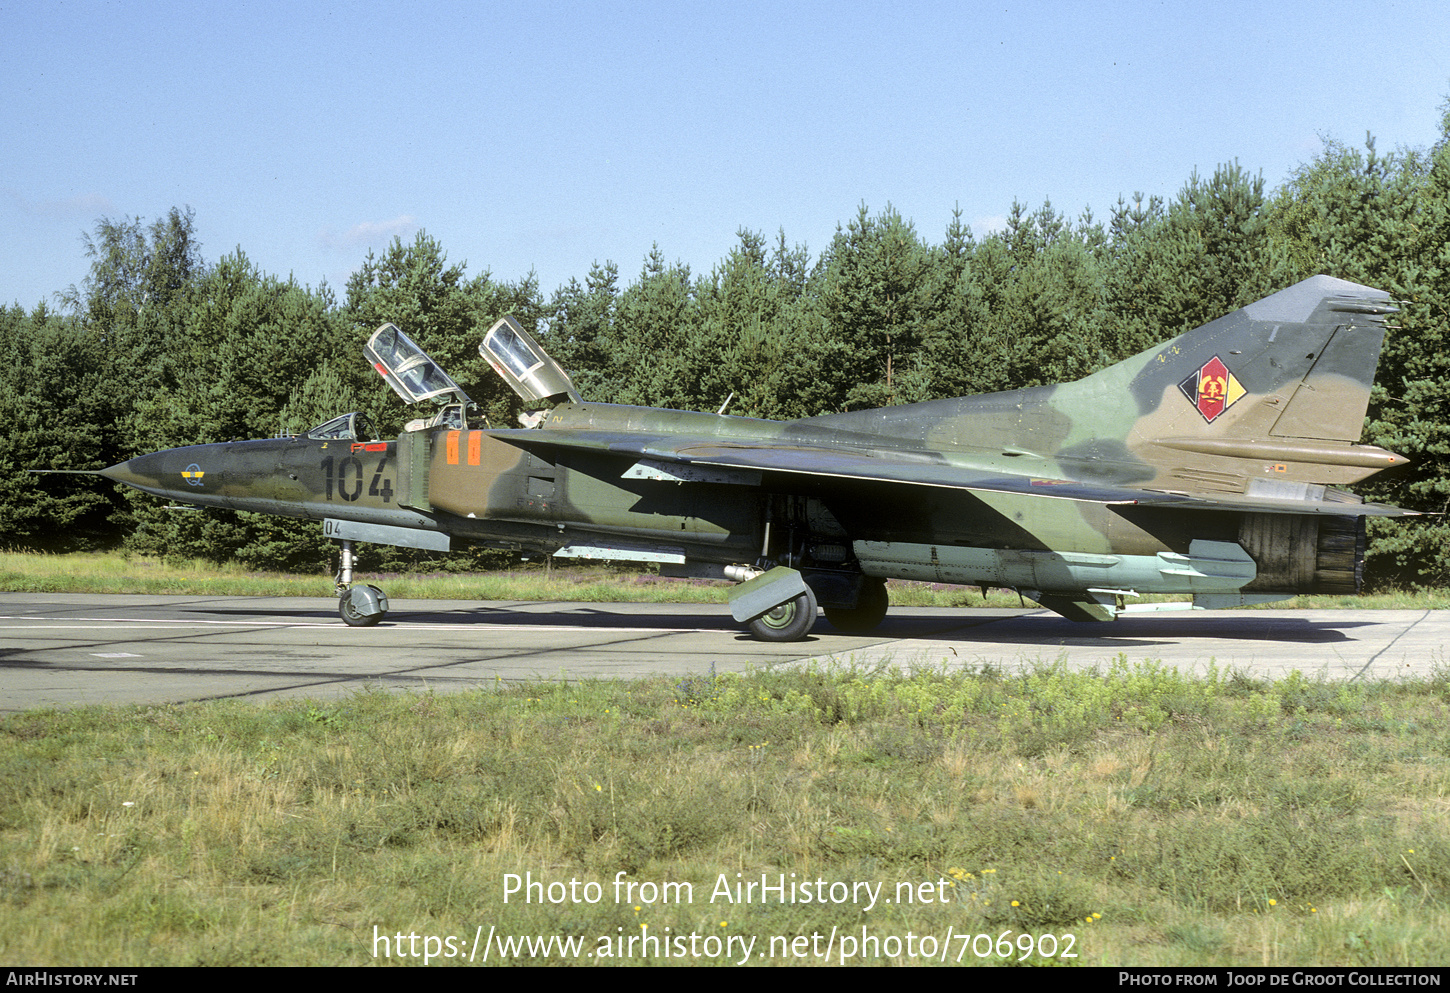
364,323,472,407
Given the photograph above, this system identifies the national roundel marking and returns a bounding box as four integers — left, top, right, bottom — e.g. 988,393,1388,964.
1178,355,1245,423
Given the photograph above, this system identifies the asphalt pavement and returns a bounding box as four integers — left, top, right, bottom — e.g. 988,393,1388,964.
0,593,1443,712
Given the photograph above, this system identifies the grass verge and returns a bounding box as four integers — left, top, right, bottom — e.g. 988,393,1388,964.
4,550,1449,610
3,658,1449,966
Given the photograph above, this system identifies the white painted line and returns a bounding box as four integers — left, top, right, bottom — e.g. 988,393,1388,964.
0,618,333,628
0,619,719,635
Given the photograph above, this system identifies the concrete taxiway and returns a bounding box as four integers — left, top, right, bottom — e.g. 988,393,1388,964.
0,593,1444,713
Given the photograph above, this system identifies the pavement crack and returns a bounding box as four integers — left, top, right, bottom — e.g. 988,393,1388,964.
1350,608,1433,681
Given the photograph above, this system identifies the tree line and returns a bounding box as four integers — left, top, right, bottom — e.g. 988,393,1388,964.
5,110,1450,585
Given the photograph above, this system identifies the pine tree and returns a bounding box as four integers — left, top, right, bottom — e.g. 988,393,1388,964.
815,204,933,410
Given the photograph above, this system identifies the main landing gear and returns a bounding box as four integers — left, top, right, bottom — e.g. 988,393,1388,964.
335,539,388,627
747,585,819,642
741,576,890,642
729,565,890,643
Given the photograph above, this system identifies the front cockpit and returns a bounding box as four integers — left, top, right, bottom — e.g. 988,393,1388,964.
363,323,480,431
305,411,380,442
365,323,473,406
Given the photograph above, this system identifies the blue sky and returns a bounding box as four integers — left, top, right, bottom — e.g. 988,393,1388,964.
4,0,1449,311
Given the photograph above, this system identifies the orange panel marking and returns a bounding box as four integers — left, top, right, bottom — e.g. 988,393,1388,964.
445,430,460,465
468,431,481,466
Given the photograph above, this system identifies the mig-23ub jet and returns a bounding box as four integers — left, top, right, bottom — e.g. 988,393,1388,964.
92,274,1416,640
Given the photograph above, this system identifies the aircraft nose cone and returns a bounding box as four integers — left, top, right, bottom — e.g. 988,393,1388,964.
97,451,200,499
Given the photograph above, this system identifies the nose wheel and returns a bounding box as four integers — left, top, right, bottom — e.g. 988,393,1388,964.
335,539,388,626
339,584,388,626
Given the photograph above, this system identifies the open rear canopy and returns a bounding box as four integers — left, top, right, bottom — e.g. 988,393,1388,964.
479,316,580,406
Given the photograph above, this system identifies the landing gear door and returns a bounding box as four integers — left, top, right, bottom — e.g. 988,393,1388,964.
480,316,581,407
365,323,472,407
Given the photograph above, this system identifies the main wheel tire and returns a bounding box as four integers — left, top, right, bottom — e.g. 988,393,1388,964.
338,587,384,627
746,586,818,642
823,578,889,634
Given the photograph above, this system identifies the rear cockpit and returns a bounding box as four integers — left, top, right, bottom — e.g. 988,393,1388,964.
478,315,580,413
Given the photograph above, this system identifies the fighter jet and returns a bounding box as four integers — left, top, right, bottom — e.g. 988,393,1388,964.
91,274,1416,640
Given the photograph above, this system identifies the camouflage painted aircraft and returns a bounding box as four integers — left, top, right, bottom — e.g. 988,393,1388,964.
91,274,1416,640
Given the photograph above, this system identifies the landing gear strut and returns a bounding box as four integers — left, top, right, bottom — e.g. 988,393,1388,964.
335,539,388,627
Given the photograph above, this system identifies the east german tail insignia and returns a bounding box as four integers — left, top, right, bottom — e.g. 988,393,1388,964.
1178,355,1245,423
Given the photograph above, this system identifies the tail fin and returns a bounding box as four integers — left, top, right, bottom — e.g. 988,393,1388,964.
804,275,1404,491
1132,275,1392,439
1061,275,1405,490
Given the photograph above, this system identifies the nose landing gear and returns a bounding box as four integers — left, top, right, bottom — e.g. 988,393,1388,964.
335,539,388,627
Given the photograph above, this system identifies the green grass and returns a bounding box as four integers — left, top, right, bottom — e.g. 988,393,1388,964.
3,659,1450,966
0,550,734,603
4,550,1449,610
